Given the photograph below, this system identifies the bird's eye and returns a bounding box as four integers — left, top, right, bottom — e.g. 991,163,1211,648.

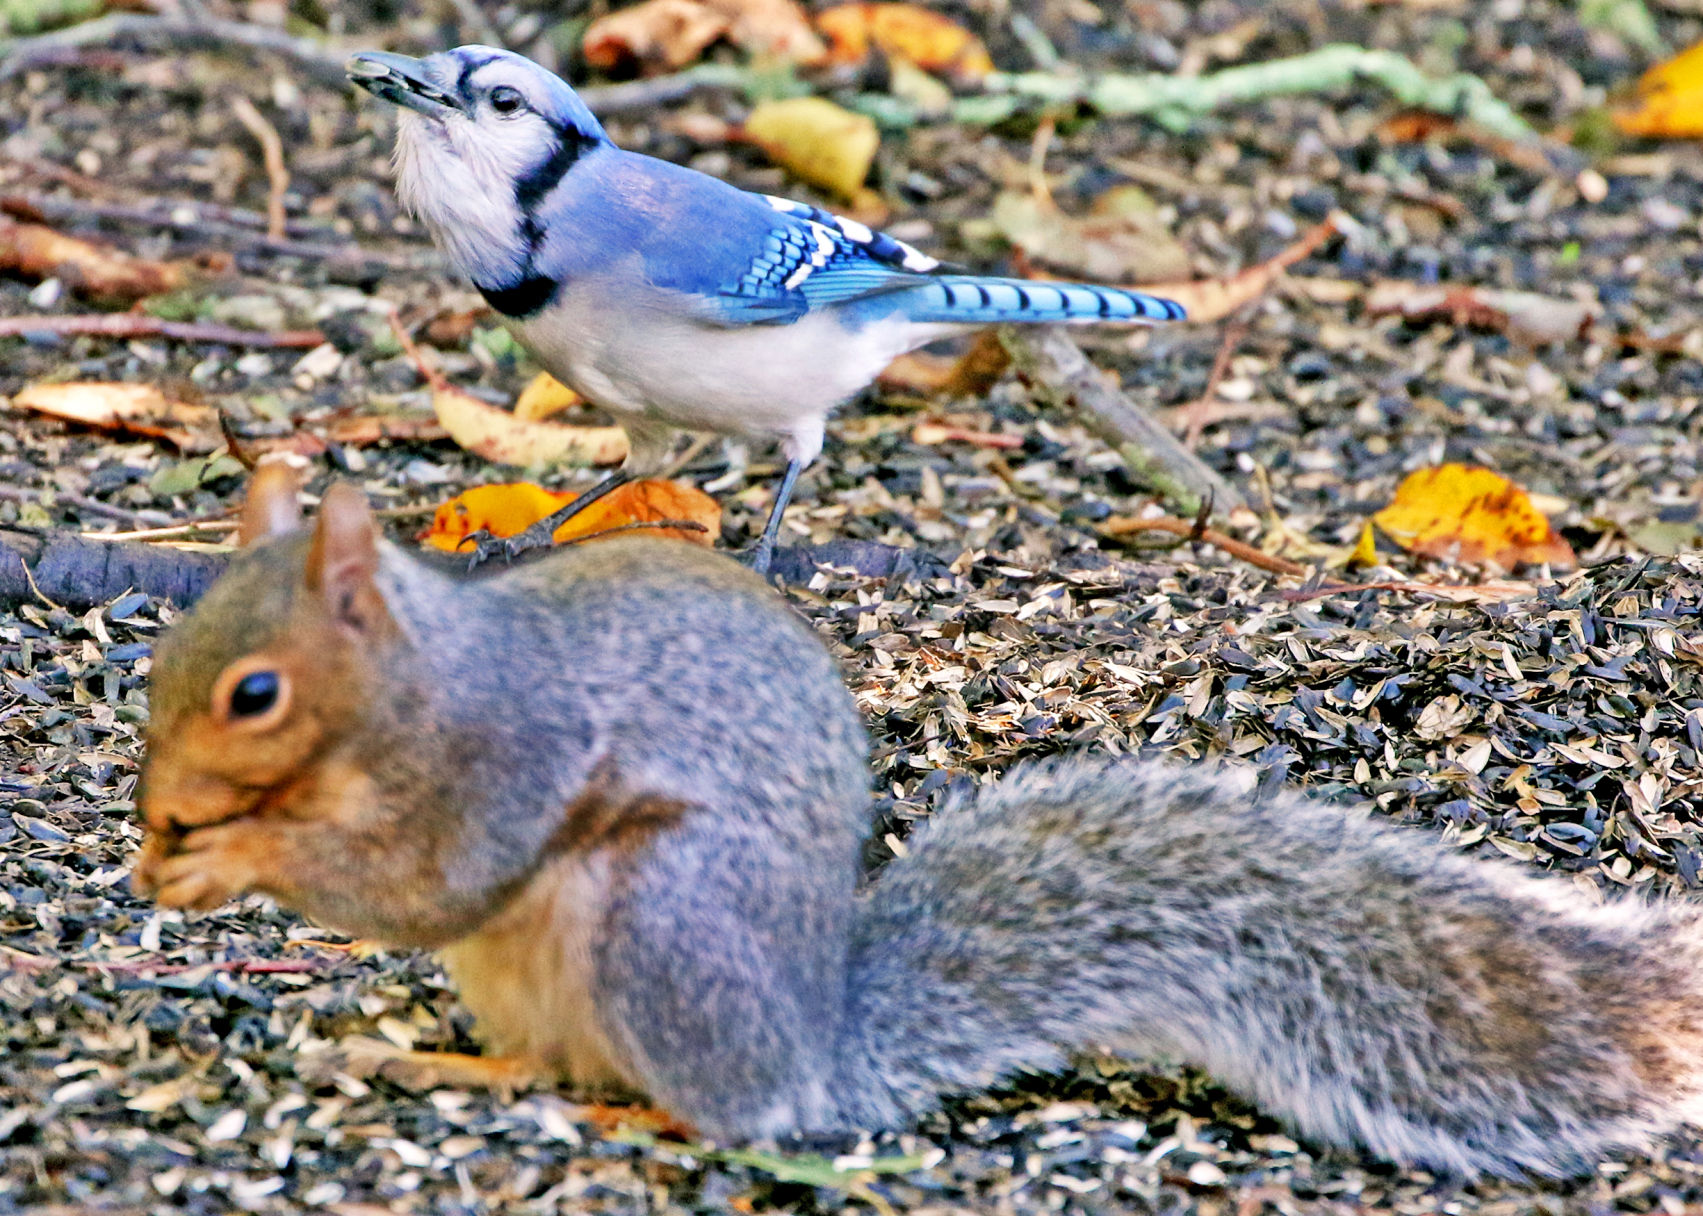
489,86,525,115
229,671,281,719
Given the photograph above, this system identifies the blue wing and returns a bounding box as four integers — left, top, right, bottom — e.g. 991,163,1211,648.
700,193,1186,330
545,149,1182,329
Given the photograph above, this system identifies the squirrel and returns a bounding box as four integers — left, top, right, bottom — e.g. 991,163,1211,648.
132,467,1703,1180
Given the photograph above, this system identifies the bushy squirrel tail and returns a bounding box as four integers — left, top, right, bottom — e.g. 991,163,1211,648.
839,758,1703,1177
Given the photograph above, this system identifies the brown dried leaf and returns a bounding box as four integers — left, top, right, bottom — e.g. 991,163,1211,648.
711,0,826,63
12,381,217,451
0,215,186,305
583,0,824,72
1364,280,1599,345
583,0,732,72
993,186,1190,284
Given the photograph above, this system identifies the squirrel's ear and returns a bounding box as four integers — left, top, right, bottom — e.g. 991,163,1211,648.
238,461,302,546
305,483,391,635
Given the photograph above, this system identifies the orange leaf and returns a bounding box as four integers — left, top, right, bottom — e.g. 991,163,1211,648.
584,0,823,72
12,381,217,451
815,3,992,80
711,0,826,63
1372,465,1576,572
1614,39,1703,138
584,0,731,72
420,480,721,552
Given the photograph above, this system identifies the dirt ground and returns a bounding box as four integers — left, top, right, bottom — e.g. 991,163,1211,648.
2,0,1702,1211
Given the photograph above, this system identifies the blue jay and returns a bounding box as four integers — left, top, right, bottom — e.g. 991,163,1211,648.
348,46,1185,572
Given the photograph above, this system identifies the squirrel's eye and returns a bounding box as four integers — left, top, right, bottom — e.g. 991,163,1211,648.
489,86,525,115
229,671,281,719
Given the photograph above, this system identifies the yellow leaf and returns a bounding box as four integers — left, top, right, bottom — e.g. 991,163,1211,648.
815,3,992,80
743,97,879,200
1372,465,1576,572
1348,520,1378,569
1614,38,1703,137
431,381,627,468
514,373,581,422
420,480,720,551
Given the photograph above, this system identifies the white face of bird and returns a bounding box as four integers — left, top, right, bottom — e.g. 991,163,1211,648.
347,46,607,289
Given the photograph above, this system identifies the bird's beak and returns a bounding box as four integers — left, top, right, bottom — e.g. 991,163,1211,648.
346,51,464,116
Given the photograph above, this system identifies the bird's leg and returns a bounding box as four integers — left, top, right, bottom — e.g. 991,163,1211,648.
748,455,804,577
465,468,634,567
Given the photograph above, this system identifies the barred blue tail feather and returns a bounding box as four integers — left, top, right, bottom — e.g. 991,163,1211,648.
895,277,1186,325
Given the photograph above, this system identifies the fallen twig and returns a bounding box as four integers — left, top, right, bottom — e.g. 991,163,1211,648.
0,313,323,346
1101,512,1307,577
1000,327,1248,517
1142,215,1341,323
227,95,291,243
1168,313,1250,447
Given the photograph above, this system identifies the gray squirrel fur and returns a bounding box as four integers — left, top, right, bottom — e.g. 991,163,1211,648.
136,503,1703,1180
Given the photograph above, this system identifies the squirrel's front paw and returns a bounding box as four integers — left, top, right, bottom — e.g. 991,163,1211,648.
136,820,283,911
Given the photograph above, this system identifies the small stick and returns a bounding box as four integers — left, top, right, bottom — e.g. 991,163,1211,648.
0,313,323,346
82,520,240,541
227,95,291,242
1000,326,1249,516
387,309,449,389
1168,313,1250,447
1101,512,1309,577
